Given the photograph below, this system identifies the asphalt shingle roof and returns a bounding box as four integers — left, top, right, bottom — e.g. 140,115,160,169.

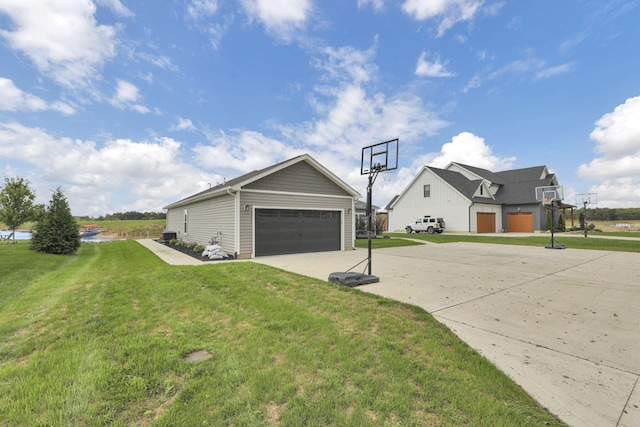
429,164,558,206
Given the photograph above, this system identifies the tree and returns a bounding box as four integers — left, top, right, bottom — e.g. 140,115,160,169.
0,177,39,244
557,214,566,232
31,188,80,255
545,211,552,231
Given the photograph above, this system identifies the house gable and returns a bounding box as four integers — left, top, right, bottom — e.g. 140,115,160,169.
244,160,351,196
472,180,495,199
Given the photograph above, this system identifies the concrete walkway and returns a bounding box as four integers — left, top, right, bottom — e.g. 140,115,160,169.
137,239,640,427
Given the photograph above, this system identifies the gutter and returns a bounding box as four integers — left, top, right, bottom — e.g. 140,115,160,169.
227,188,239,258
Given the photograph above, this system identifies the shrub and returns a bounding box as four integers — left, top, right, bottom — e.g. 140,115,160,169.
194,245,205,252
31,188,80,255
557,215,566,232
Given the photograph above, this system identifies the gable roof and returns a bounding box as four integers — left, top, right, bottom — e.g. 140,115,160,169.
354,200,380,211
389,163,560,209
164,154,360,210
446,162,505,185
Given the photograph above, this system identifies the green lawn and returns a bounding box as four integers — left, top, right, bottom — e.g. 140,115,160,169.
385,232,640,252
0,241,564,426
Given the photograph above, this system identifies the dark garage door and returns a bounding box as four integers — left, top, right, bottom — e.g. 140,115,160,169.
255,209,341,256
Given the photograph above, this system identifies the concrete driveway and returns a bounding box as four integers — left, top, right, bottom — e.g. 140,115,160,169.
252,241,640,427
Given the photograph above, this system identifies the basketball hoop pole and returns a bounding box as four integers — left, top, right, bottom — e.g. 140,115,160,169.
549,201,556,248
366,165,381,275
583,200,588,238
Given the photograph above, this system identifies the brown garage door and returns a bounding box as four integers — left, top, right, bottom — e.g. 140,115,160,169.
508,212,533,232
477,212,496,233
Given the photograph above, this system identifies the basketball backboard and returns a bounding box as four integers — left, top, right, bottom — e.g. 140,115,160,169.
535,185,564,204
361,139,398,175
576,193,597,206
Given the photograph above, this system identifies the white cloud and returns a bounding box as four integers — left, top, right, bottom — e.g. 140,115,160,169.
402,0,484,36
240,0,313,41
171,118,197,132
313,45,378,87
0,121,216,215
95,0,134,17
136,52,178,71
0,77,76,115
357,0,385,12
110,80,149,114
0,0,118,89
534,62,574,80
194,129,293,173
577,96,640,207
186,0,219,20
415,52,456,77
412,131,516,170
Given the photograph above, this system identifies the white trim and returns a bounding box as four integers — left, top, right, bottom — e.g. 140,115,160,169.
251,206,345,258
239,154,360,198
241,188,355,199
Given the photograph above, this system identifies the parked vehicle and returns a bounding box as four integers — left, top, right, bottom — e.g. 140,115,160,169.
405,216,445,234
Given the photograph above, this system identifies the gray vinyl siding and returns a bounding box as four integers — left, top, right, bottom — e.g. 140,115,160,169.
239,192,353,257
244,161,351,197
165,209,183,237
166,194,236,255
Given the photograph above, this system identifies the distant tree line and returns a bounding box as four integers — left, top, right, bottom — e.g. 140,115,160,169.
583,207,640,221
77,211,166,221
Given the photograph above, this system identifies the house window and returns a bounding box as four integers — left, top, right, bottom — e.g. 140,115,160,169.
480,186,484,196
183,209,188,234
423,184,430,197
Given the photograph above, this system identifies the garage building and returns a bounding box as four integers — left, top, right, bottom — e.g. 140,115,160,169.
163,154,360,258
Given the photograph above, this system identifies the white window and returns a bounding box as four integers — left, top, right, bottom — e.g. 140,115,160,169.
423,184,430,197
183,209,188,234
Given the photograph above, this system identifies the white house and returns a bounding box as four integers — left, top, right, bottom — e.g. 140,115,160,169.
387,162,572,233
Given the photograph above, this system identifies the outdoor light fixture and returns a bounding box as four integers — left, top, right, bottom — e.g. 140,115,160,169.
244,204,251,211
347,208,352,214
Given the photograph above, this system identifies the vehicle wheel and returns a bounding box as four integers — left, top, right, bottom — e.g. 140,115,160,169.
427,226,434,234
405,227,412,234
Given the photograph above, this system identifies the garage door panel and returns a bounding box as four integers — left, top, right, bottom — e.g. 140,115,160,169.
255,209,340,256
508,212,533,232
477,212,496,233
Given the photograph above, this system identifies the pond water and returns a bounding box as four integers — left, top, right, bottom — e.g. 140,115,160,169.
1,230,114,243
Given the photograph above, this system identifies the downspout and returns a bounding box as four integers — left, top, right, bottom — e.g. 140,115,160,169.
227,188,239,258
468,202,474,234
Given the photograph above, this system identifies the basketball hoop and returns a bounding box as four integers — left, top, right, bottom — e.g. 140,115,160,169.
542,191,556,206
329,139,399,286
535,185,565,249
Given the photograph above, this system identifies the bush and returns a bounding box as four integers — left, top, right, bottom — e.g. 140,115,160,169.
557,215,566,232
31,188,80,255
194,245,205,252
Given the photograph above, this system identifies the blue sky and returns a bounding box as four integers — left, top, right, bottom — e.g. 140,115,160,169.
1,0,639,216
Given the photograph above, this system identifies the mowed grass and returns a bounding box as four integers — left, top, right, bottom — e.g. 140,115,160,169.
386,232,640,252
0,241,564,426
